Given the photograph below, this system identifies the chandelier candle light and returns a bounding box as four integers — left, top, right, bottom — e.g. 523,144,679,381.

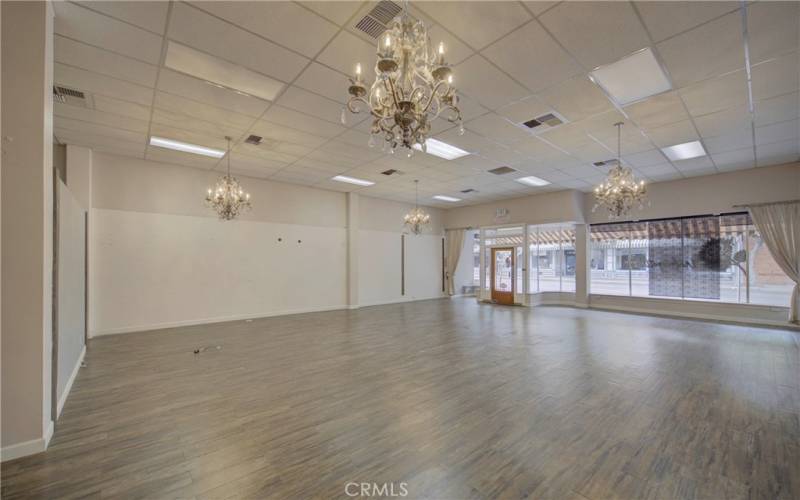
593,122,647,219
205,136,251,221
342,0,463,155
404,180,431,235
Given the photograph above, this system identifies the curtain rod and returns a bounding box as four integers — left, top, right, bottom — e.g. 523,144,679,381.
732,199,800,208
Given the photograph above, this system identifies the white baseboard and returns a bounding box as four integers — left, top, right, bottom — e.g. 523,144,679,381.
588,303,797,329
2,421,54,463
90,305,350,336
57,346,86,418
357,295,447,308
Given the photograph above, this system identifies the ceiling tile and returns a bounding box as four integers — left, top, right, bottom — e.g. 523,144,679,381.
55,127,147,156
168,2,308,83
262,105,346,138
294,62,349,103
754,92,799,127
673,156,714,172
148,123,229,152
625,150,669,168
426,23,474,66
537,75,613,123
693,105,750,138
624,91,690,129
645,119,700,148
151,108,246,140
679,70,748,117
751,52,799,101
656,11,743,87
154,91,255,131
249,120,330,149
703,128,753,154
539,2,650,69
747,1,800,64
230,150,291,172
276,86,344,125
756,139,799,166
190,1,338,58
755,119,798,147
157,69,269,118
53,1,163,64
496,96,551,124
416,1,531,50
236,142,300,165
75,1,169,33
55,63,154,106
55,103,149,134
316,30,376,76
55,35,158,88
465,114,531,145
56,116,146,144
482,21,582,93
93,95,151,121
711,147,755,171
299,1,363,27
454,55,530,110
635,1,739,42
522,1,559,16
146,147,220,169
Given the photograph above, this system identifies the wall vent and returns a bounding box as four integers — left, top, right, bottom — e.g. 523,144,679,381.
245,134,263,145
354,1,402,39
522,111,566,132
488,166,517,175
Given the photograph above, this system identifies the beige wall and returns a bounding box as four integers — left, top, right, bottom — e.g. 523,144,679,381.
443,189,585,229
1,1,54,458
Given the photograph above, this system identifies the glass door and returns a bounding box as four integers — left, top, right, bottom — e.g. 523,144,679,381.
491,247,515,305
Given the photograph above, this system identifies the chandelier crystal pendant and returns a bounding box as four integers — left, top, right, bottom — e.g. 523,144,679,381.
404,180,431,235
342,0,463,156
205,136,251,221
593,122,647,219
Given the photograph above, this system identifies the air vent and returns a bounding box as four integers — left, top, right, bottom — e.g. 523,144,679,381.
593,159,619,167
522,111,566,132
381,168,403,176
460,188,477,193
53,85,92,109
54,86,85,99
245,134,263,145
488,166,517,175
354,1,402,39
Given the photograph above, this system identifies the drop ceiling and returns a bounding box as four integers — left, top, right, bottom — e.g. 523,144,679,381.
52,0,800,208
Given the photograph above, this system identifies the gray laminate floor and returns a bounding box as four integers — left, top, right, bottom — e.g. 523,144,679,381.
2,298,799,499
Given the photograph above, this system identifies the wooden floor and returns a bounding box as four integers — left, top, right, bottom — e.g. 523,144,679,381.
2,298,799,499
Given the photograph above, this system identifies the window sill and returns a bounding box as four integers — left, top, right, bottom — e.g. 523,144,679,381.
589,293,789,312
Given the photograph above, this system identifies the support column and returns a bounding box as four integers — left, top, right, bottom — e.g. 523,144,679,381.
1,1,55,459
575,224,590,308
346,192,359,308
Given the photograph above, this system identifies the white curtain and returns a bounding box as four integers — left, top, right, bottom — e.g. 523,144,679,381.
445,229,465,296
748,202,800,323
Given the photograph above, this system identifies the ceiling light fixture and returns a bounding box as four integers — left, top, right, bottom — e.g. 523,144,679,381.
433,195,461,202
593,122,647,219
205,136,251,221
412,138,470,160
589,48,672,106
661,140,706,161
515,175,551,187
331,175,375,186
404,180,431,235
150,136,225,158
342,1,463,156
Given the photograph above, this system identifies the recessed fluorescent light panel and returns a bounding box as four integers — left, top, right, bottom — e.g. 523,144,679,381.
589,48,672,105
149,136,225,158
331,175,375,186
433,195,461,202
661,141,706,161
515,175,551,187
164,41,283,101
412,138,470,160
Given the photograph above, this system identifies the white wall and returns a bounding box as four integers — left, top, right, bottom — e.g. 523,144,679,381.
89,154,446,334
452,230,478,295
443,189,585,229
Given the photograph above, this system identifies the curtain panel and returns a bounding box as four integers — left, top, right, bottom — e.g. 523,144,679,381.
748,202,800,323
445,229,465,296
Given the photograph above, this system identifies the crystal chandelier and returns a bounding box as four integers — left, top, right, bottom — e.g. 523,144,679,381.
205,137,251,221
593,122,647,219
404,180,431,235
342,0,463,155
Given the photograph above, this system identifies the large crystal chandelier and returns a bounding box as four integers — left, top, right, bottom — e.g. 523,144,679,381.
342,0,463,155
593,122,647,219
404,180,431,235
205,137,251,221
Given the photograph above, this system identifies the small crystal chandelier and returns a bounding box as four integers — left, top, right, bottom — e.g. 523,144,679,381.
593,122,647,219
404,180,431,235
342,0,463,156
205,136,251,221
